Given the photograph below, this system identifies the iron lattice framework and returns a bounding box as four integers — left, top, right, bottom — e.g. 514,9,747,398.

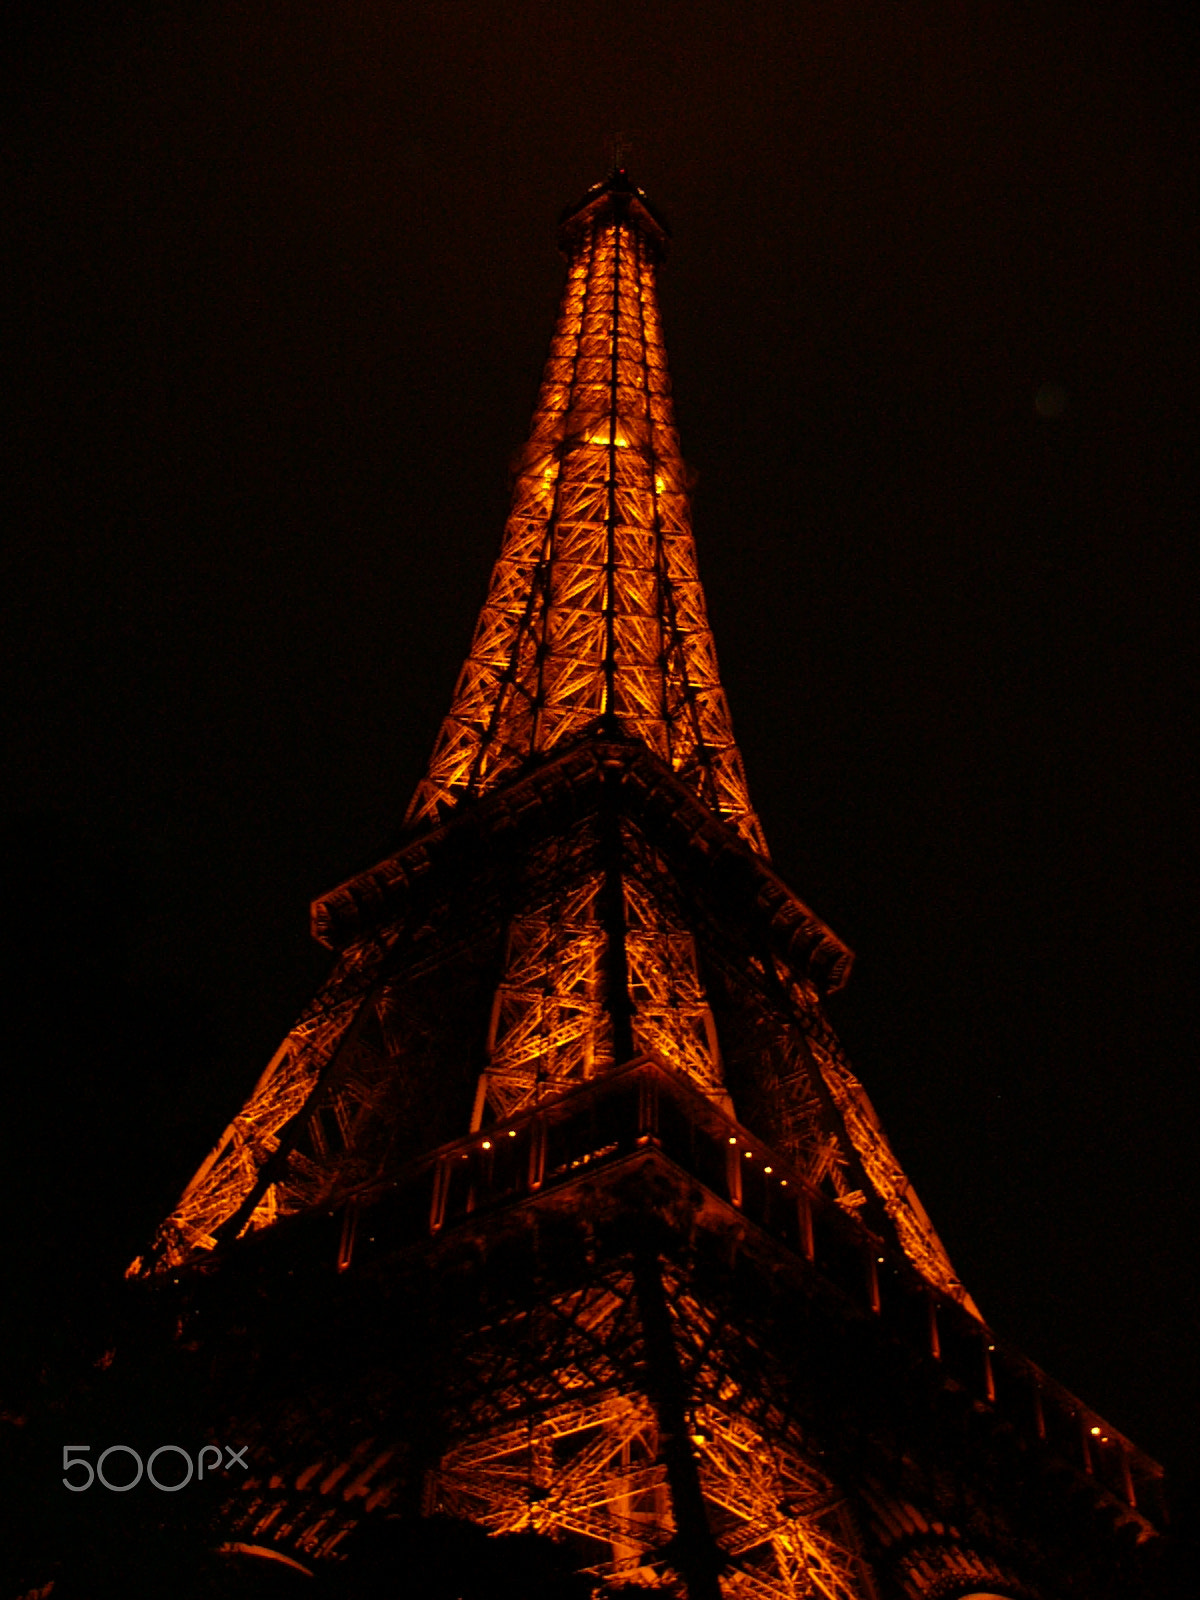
132,178,967,1312
192,1060,1161,1597
127,173,1166,1600
132,757,969,1314
425,1259,878,1600
405,174,767,854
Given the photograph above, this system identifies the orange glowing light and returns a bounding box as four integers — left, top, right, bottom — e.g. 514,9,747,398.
403,207,769,857
131,173,985,1334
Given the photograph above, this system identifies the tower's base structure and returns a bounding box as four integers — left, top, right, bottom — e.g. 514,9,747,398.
129,176,1165,1599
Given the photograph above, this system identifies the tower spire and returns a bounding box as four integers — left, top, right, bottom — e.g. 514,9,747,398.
405,172,768,856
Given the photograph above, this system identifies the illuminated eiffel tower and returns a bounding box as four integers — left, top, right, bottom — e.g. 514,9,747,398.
133,172,1166,1599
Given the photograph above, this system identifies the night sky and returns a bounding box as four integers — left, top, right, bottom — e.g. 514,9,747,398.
4,0,1197,1544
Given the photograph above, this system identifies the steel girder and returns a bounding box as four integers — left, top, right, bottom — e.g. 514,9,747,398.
404,199,766,855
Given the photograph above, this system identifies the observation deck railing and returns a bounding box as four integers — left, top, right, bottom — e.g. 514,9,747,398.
327,1054,1162,1532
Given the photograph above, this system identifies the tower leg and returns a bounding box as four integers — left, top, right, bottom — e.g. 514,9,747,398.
631,1243,723,1600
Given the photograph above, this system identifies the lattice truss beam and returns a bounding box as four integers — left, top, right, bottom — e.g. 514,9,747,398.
129,937,395,1275
773,969,971,1310
485,861,615,1121
622,825,724,1098
405,199,767,855
685,909,969,1309
480,817,724,1123
475,813,967,1304
427,1254,873,1600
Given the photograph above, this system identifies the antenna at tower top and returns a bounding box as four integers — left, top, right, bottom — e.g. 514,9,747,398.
608,130,635,172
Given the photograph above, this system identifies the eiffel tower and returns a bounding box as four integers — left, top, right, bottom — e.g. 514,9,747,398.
131,171,1166,1598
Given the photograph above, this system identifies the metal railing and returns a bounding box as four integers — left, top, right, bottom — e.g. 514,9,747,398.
331,1054,1163,1530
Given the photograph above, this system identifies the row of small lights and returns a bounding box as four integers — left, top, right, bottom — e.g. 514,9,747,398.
451,1133,1119,1449
458,1129,1117,1453
730,1136,894,1272
728,1135,786,1183
725,1134,1116,1447
465,1132,1068,1365
476,1130,519,1153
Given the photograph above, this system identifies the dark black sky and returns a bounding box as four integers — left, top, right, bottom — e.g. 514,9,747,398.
3,0,1197,1523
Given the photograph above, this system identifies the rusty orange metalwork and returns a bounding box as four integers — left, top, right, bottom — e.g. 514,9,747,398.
128,175,1164,1600
405,176,768,855
131,176,969,1318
